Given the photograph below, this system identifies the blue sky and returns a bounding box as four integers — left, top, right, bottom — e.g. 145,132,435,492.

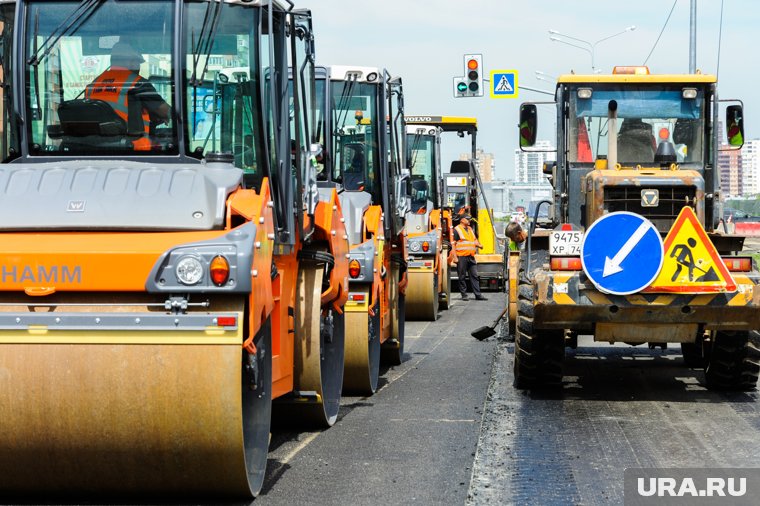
302,0,759,180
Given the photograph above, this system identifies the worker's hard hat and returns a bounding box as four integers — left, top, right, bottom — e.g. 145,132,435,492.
461,214,472,221
111,42,145,64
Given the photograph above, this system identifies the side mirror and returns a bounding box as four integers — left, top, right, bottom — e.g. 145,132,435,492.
519,104,537,148
726,105,744,147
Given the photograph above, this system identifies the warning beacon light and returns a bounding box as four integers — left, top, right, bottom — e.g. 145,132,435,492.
463,53,483,97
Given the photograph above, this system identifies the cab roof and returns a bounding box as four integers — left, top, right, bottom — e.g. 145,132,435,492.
557,73,717,85
404,116,477,133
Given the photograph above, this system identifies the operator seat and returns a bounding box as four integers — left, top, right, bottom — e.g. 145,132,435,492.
50,99,133,151
617,118,655,163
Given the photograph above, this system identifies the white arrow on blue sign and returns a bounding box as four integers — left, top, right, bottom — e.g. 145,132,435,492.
581,212,664,295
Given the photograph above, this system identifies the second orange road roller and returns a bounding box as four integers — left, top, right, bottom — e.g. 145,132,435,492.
315,65,410,394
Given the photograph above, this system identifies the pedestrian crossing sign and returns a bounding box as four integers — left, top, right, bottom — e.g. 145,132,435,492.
490,70,518,99
644,206,736,293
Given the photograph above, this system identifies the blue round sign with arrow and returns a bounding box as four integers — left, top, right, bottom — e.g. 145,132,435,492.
581,212,664,295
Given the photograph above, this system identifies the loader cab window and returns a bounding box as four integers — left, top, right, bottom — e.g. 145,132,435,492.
0,3,18,161
568,85,705,166
25,0,177,156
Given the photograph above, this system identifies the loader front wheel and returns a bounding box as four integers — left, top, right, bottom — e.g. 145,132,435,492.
513,281,564,389
705,331,760,391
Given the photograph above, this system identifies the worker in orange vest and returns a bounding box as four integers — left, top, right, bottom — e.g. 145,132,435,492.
452,214,487,301
86,41,171,151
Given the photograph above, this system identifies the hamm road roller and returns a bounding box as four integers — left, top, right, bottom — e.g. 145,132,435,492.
402,119,452,319
0,0,348,499
314,65,410,393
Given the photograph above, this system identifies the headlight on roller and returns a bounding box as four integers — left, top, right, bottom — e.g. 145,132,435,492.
409,241,421,252
176,256,204,285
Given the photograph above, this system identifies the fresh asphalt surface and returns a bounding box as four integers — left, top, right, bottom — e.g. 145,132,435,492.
257,294,498,505
255,293,760,506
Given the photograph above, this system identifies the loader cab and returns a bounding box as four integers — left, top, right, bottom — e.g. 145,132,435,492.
518,67,736,232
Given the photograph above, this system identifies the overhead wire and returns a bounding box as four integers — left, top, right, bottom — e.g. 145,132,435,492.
643,0,679,65
716,0,725,77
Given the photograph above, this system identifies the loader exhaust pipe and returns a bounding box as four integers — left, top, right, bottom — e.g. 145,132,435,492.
607,100,618,169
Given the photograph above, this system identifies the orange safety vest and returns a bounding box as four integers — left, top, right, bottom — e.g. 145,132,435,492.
85,68,152,151
454,224,477,257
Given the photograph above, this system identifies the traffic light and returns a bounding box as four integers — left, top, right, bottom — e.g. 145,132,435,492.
464,54,483,97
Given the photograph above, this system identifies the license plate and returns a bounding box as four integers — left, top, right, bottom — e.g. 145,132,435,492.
550,230,583,256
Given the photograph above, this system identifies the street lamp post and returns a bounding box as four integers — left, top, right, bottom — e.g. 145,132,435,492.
534,70,557,83
548,26,636,73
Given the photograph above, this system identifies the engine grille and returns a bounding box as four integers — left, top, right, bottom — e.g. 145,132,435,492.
603,186,697,232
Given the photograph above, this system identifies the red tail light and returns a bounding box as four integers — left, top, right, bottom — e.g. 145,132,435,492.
349,259,361,278
722,256,752,272
216,316,237,327
209,255,230,286
422,241,430,252
550,257,583,271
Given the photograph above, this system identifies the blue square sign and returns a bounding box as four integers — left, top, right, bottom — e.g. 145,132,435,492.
490,70,518,99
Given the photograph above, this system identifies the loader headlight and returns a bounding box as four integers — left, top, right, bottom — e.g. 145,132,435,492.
409,241,421,252
176,256,204,285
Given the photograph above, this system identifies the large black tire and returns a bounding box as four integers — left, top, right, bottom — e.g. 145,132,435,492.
513,280,565,389
705,331,760,391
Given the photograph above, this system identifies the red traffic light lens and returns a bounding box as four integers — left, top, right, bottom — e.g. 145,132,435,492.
467,58,479,70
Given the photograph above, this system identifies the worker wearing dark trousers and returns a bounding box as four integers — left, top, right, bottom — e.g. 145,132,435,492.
453,214,487,301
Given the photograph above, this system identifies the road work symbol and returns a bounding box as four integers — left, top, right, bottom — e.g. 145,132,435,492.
490,70,518,99
582,212,664,295
645,206,736,293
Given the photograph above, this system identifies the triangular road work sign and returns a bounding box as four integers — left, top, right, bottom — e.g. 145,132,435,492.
645,206,736,293
496,75,513,92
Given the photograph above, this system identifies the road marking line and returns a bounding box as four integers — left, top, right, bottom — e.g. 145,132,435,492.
279,431,320,465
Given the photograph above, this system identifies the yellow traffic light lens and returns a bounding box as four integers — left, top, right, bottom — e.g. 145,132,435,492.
467,59,478,70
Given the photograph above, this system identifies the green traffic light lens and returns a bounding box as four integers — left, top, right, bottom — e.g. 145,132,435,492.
468,82,479,92
457,82,467,92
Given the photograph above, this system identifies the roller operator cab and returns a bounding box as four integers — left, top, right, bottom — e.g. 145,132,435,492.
516,66,759,391
404,123,451,319
0,0,349,499
314,65,409,393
